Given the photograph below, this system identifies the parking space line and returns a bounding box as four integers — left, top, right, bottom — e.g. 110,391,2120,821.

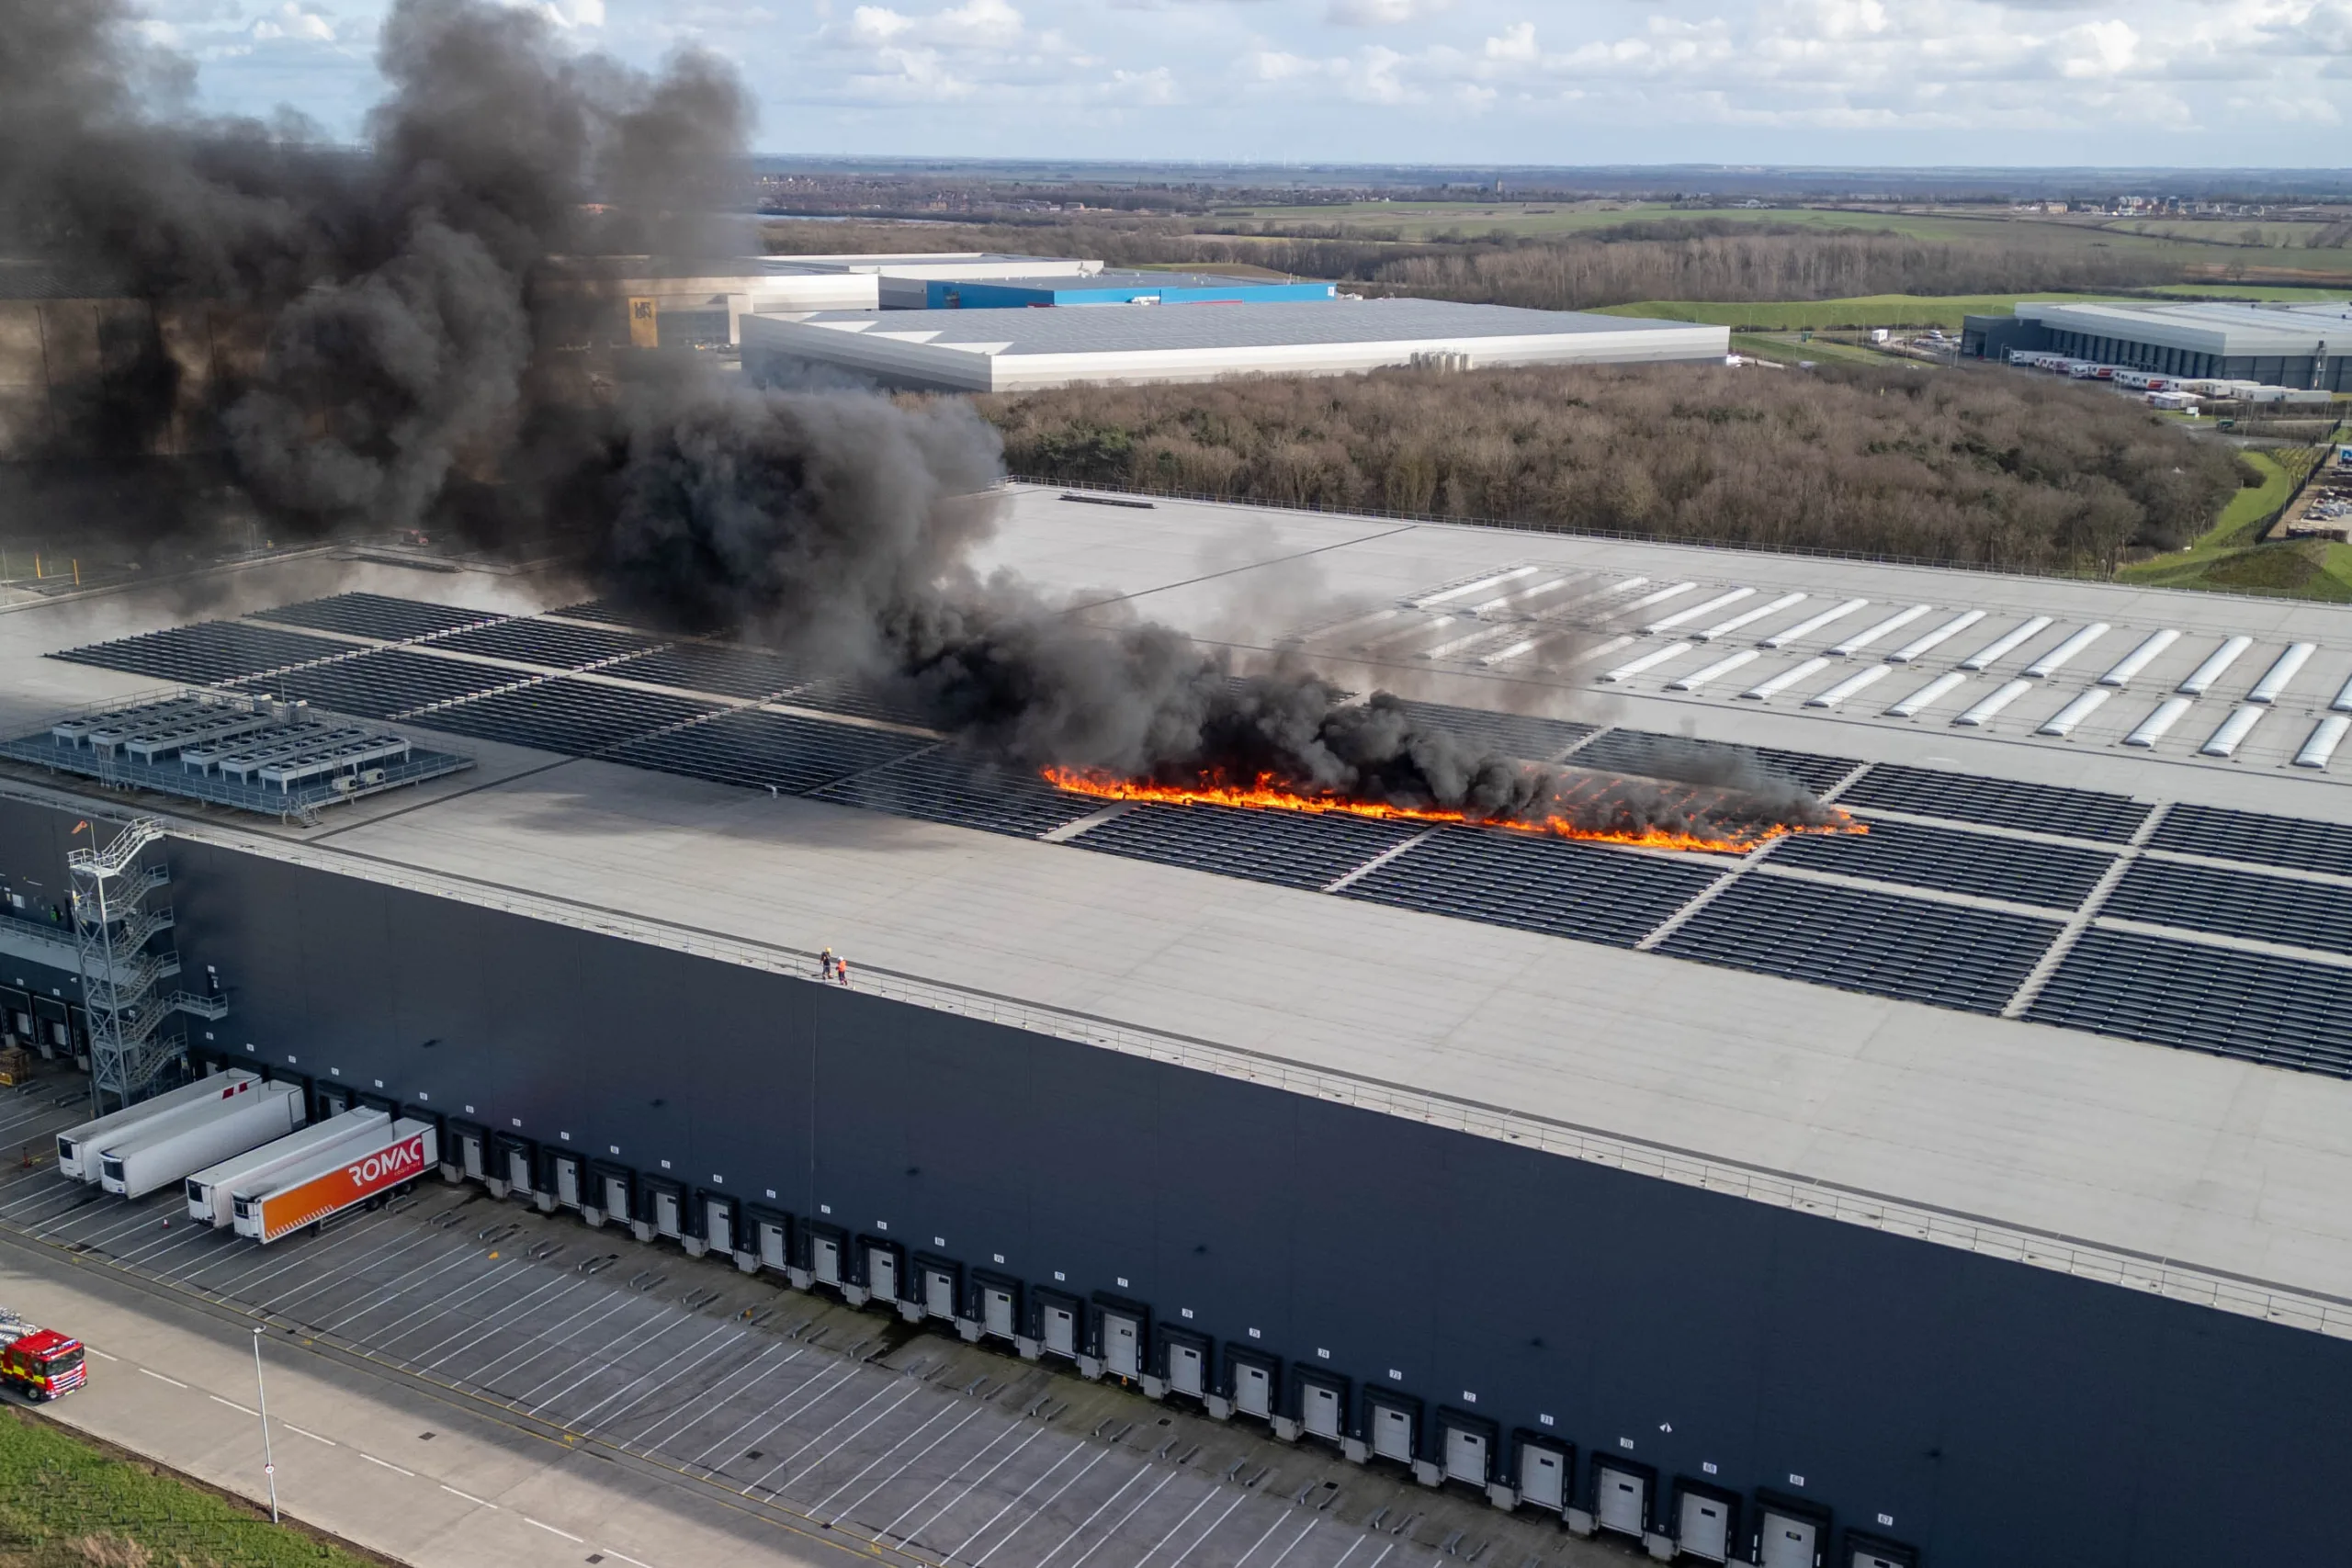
186,1207,416,1290
564,1321,744,1432
440,1484,498,1508
1125,1485,1227,1568
964,1444,1111,1564
413,1271,590,1368
317,1247,486,1334
601,1550,655,1568
686,1361,864,1475
84,1348,117,1361
525,1517,583,1542
209,1394,260,1416
1027,1461,1155,1568
138,1368,187,1389
1222,1506,1295,1568
740,1379,922,1496
283,1424,336,1446
353,1256,533,1346
360,1453,415,1477
1289,1527,1342,1568
1066,1470,1184,1568
878,1422,1048,1545
626,1341,798,1453
514,1303,690,1414
452,1289,639,1389
1357,1540,1396,1568
808,1399,978,1519
1162,1489,1250,1568
764,1380,938,1490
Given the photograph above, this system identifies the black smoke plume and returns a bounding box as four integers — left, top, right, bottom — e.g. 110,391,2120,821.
4,0,1844,847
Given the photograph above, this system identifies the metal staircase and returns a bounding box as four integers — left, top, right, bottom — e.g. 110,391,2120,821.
68,818,229,1112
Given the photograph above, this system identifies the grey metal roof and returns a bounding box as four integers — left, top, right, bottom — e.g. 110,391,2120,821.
940,270,1318,292
2019,298,2352,356
799,298,1712,355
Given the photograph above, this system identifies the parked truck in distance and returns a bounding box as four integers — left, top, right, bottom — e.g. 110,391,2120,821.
55,1071,262,1181
187,1108,391,1226
232,1119,436,1244
0,1309,85,1402
97,1080,303,1199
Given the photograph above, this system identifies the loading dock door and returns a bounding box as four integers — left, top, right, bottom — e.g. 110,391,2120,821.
982,1286,1015,1338
601,1172,628,1218
923,1267,955,1319
1443,1427,1488,1486
505,1146,532,1195
867,1247,898,1303
1301,1383,1342,1441
1168,1341,1204,1397
1678,1494,1731,1562
1758,1510,1819,1568
1234,1362,1272,1419
1847,1540,1909,1568
652,1189,683,1240
705,1198,733,1254
1043,1303,1078,1358
812,1235,842,1286
317,1086,348,1119
551,1156,580,1209
758,1219,788,1271
1102,1311,1141,1378
1371,1401,1414,1464
1596,1464,1647,1538
459,1133,485,1182
1518,1446,1565,1511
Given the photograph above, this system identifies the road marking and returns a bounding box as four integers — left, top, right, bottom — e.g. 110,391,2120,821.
525,1517,583,1542
209,1394,260,1416
283,1424,336,1446
601,1552,655,1568
360,1453,415,1476
440,1484,497,1508
85,1348,117,1361
138,1368,187,1389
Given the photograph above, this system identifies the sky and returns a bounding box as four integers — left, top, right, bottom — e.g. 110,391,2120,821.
135,0,2352,169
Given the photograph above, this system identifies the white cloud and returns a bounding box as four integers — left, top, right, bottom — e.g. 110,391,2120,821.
1325,0,1457,26
251,3,337,41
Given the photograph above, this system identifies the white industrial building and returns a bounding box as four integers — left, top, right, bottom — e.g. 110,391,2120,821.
740,298,1730,391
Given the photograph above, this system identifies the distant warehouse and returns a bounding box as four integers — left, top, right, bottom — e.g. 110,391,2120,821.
741,298,1729,392
923,270,1337,309
1962,299,2351,391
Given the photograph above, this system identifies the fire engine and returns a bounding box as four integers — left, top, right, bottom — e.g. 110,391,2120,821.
0,1309,85,1401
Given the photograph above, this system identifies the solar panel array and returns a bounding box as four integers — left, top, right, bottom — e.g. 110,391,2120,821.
1388,699,1597,762
1071,802,1420,891
2147,803,2352,878
1838,763,2150,844
1345,829,1726,948
1566,727,1858,795
231,649,521,720
409,678,718,756
252,592,504,642
2101,859,2352,957
549,598,668,629
607,643,820,701
612,709,932,797
2027,929,2352,1077
434,618,661,671
1768,818,2117,910
811,747,1103,838
52,622,355,685
1660,877,2060,1014
787,675,935,729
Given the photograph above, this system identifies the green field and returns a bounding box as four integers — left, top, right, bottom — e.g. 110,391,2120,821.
0,1408,383,1568
1600,293,2120,332
2120,449,2352,602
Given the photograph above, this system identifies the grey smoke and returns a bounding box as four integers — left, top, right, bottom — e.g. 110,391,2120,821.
4,0,1841,845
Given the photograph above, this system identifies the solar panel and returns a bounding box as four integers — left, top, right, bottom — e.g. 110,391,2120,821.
810,748,1103,838
1071,802,1420,891
2100,858,2352,957
230,648,521,720
249,592,503,642
786,675,937,729
549,598,671,629
434,618,660,671
1342,829,1726,948
1835,762,2150,844
1659,876,2059,1014
605,643,822,701
2147,802,2352,878
410,678,718,755
2026,928,2352,1079
611,709,931,797
1565,727,1858,795
1387,698,1598,762
1767,818,2117,910
51,623,356,685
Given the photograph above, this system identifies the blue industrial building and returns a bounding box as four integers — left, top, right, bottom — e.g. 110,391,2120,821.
924,271,1338,309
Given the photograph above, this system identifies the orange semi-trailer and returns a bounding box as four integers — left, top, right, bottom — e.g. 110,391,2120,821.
231,1120,436,1244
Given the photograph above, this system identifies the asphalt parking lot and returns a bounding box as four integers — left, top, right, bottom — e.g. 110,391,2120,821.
0,1081,1634,1568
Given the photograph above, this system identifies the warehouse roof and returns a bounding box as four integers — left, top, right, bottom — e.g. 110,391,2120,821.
6,492,2352,1324
2019,298,2352,356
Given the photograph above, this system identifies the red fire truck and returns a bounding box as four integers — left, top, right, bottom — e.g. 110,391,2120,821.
0,1310,86,1401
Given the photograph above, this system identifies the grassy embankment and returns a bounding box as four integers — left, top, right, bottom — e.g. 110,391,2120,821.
2120,448,2352,601
0,1406,385,1568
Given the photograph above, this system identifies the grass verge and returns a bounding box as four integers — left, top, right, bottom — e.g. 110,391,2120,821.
0,1405,392,1568
2120,448,2352,601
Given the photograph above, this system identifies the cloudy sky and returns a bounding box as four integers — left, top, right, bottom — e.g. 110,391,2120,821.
139,0,2352,166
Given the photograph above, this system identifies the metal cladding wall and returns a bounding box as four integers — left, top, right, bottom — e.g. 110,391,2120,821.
3,797,2348,1565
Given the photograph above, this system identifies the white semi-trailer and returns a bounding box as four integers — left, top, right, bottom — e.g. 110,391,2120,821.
55,1072,262,1181
186,1108,390,1226
96,1081,304,1199
232,1119,436,1244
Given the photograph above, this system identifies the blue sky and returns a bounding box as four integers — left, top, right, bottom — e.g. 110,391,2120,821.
137,0,2352,167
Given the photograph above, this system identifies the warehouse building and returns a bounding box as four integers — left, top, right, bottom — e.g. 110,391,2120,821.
922,271,1337,309
1962,298,2352,390
3,489,2352,1566
741,298,1729,391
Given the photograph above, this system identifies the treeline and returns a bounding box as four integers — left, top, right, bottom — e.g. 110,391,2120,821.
972,363,2248,576
760,218,2185,309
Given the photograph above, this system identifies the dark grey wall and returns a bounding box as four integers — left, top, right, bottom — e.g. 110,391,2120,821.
4,797,2348,1567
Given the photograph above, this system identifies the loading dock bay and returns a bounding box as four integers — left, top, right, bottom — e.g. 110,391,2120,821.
0,1083,1657,1568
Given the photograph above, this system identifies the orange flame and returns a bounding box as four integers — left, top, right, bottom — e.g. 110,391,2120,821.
1043,767,1864,854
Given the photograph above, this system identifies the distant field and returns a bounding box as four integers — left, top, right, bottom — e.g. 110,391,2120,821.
1600,294,2117,331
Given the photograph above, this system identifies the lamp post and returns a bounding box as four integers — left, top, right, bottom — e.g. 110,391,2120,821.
251,1326,278,1524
